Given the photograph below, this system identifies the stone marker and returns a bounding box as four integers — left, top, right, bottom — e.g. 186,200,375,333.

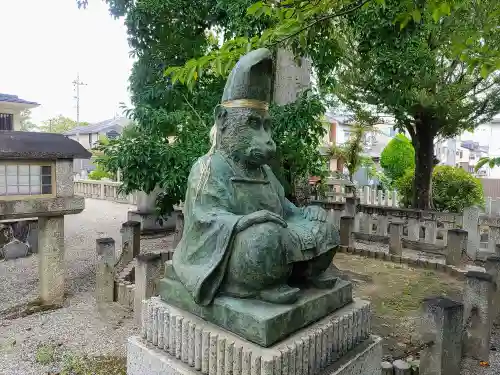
419,296,463,375
446,229,467,266
96,237,115,303
340,216,354,248
127,48,381,375
389,221,404,256
463,270,494,361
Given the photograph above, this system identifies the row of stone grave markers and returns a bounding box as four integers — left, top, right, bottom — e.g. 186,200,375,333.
317,190,500,262
338,221,500,374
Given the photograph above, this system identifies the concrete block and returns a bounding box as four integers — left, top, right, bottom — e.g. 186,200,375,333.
419,297,463,375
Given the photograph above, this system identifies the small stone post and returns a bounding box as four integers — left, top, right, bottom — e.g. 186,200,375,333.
381,361,393,375
38,215,65,305
488,225,500,254
135,252,163,324
419,297,463,375
424,221,437,244
340,216,354,249
117,221,141,272
446,229,467,266
96,238,115,303
393,360,411,375
391,190,398,207
485,255,500,317
407,218,420,241
345,197,359,232
377,215,389,236
463,206,480,259
463,271,494,361
389,221,404,256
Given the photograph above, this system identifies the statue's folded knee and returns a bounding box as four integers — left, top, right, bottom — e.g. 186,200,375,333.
227,222,290,290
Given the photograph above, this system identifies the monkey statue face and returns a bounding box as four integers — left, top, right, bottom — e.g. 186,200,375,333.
216,107,276,168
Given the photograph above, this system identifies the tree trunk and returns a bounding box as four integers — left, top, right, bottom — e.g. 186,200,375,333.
411,124,435,210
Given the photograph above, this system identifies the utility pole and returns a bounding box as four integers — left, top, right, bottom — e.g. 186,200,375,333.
73,73,87,173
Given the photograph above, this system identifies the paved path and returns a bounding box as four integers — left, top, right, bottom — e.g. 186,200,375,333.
0,199,171,374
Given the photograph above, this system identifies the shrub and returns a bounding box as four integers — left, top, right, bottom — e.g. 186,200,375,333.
395,166,485,212
88,166,112,181
380,134,415,183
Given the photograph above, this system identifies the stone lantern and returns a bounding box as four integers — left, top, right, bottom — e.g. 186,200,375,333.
0,131,91,305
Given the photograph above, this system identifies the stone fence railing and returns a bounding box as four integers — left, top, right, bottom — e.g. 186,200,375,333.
316,197,499,260
74,178,138,205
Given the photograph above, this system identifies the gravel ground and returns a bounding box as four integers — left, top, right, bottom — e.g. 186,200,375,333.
1,201,497,374
0,199,172,375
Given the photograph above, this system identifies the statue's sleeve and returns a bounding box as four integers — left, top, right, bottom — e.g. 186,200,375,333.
172,155,242,306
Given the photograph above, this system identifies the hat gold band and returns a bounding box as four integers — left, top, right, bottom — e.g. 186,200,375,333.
221,99,269,111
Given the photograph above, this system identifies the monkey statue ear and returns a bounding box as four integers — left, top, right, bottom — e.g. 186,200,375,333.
214,105,228,130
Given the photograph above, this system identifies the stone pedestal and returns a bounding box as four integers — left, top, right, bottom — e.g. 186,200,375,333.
128,297,382,375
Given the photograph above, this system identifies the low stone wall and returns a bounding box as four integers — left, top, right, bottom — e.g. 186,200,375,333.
74,178,137,205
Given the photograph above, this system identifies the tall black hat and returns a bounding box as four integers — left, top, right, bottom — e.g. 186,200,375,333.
221,48,273,111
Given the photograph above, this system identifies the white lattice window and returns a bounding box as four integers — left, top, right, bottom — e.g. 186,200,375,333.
0,163,54,197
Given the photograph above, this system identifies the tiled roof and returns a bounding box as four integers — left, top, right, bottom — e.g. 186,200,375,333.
0,131,92,160
0,93,39,106
63,117,131,136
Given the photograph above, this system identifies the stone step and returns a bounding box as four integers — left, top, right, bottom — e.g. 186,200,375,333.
139,297,372,375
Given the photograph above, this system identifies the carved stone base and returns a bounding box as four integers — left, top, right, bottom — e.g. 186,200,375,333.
127,297,381,375
158,271,353,347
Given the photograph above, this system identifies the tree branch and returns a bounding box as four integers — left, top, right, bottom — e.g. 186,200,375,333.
271,0,372,47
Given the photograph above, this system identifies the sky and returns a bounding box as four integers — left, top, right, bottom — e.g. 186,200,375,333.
0,0,134,125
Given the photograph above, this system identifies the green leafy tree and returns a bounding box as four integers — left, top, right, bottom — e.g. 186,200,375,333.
269,91,327,199
160,0,500,88
328,109,379,182
475,156,500,172
38,115,88,133
395,166,484,212
330,0,500,209
80,0,329,214
163,0,500,210
380,134,415,183
19,110,37,131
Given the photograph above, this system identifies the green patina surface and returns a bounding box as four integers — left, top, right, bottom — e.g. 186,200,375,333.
159,265,352,347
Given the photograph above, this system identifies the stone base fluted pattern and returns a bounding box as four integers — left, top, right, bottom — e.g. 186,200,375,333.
140,297,372,375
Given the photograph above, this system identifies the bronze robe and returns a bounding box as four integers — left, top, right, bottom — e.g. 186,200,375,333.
172,151,339,306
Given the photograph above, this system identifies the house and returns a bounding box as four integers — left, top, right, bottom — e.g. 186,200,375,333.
63,116,132,174
63,116,131,150
319,112,397,185
0,93,39,131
